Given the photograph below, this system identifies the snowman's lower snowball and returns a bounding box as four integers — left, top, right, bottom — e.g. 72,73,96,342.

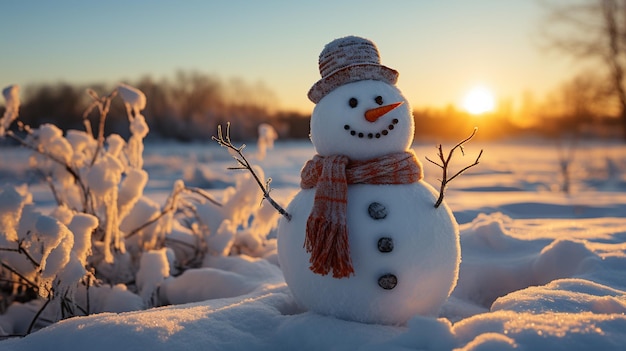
278,182,460,325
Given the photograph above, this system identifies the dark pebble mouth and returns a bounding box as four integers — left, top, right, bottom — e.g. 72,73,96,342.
344,118,399,139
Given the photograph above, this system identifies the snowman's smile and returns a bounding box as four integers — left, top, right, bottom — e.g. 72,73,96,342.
343,118,399,139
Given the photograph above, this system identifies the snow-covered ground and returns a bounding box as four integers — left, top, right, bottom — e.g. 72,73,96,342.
1,139,626,350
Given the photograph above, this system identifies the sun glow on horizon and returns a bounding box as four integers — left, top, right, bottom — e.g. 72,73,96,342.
462,86,496,115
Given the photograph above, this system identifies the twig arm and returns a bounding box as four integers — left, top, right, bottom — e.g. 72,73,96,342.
213,123,292,221
431,128,483,208
446,149,483,184
424,156,443,168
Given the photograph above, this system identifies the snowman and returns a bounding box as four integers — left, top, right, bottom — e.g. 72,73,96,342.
277,36,460,325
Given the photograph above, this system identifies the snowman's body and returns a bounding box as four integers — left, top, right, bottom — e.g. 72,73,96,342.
278,182,459,324
277,37,461,325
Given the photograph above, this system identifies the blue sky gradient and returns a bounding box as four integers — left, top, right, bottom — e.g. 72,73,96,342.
1,0,577,113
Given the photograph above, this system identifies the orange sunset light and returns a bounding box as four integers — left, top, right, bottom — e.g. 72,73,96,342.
462,85,496,115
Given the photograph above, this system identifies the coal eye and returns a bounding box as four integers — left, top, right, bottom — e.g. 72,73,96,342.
375,96,383,105
349,98,358,108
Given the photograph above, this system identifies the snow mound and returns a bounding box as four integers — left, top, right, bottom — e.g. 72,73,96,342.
2,140,626,350
3,212,626,350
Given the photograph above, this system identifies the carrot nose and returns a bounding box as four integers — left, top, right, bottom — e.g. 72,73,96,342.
364,102,404,122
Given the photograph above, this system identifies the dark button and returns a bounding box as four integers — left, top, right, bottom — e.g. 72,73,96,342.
377,237,394,253
368,202,387,220
378,274,397,290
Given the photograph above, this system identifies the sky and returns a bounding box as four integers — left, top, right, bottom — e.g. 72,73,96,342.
0,0,580,115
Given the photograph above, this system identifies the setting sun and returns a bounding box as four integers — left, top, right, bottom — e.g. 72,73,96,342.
462,86,496,115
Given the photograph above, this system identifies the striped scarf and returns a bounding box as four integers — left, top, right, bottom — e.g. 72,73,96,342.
300,151,423,278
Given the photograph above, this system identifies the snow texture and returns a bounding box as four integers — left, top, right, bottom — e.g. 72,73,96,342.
117,83,146,113
137,248,171,305
1,139,626,350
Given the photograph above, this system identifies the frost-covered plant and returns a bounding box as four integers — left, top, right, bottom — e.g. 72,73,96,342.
0,185,98,334
118,83,149,169
0,85,20,137
0,84,281,336
256,123,277,160
556,135,577,194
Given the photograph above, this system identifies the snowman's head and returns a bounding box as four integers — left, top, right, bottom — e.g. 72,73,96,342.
310,80,414,161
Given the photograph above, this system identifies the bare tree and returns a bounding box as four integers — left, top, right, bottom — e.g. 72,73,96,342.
549,71,611,134
540,0,626,140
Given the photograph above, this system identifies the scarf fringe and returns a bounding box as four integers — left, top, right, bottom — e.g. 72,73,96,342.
304,217,354,278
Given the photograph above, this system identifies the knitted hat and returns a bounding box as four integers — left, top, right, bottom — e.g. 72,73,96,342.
308,36,399,103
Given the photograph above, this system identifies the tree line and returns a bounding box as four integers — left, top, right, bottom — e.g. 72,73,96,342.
1,71,309,143
1,69,624,144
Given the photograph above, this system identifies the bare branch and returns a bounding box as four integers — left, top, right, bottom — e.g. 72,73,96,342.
125,206,174,239
6,131,92,213
446,149,484,184
84,89,117,167
125,183,223,239
26,297,52,335
183,186,223,207
538,0,626,139
449,127,479,156
18,238,42,268
212,123,292,221
431,128,483,208
1,261,38,290
0,278,32,287
424,156,443,169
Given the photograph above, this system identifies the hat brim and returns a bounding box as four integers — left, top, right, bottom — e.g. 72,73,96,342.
307,64,399,103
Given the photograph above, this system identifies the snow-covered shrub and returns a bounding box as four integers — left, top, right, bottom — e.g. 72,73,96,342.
257,123,277,160
0,85,20,137
0,185,97,331
136,248,172,306
0,84,281,336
